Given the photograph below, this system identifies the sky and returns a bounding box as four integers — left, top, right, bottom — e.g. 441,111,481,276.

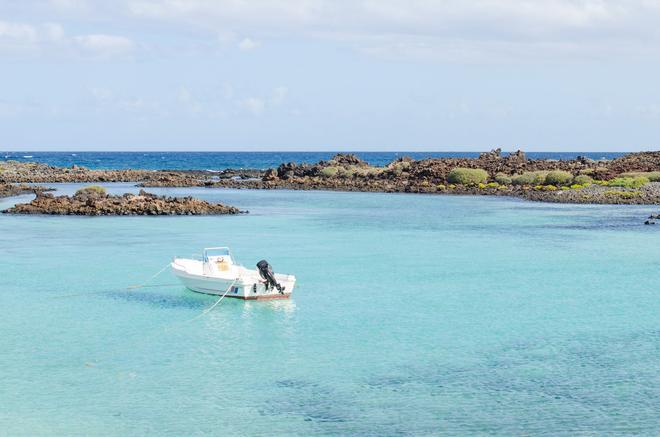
1,0,660,152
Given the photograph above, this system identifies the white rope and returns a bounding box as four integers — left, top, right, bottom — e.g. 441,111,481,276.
50,262,173,299
81,277,240,366
51,283,183,299
185,277,238,323
127,262,172,290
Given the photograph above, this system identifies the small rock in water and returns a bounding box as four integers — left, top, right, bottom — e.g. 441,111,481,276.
2,189,242,216
644,220,655,225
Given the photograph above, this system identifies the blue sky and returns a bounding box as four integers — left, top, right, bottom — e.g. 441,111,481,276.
1,0,660,151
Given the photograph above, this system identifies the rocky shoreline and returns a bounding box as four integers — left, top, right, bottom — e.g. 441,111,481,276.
3,187,243,216
0,183,51,198
0,160,257,185
2,150,660,205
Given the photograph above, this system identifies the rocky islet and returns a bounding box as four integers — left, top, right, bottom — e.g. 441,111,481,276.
3,188,243,216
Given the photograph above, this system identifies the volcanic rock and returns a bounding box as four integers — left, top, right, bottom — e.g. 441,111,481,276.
3,188,242,216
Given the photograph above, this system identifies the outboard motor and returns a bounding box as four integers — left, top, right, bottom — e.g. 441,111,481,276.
257,260,284,293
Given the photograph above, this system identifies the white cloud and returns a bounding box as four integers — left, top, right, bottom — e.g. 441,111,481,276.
90,87,114,103
0,99,62,119
238,37,259,50
636,104,660,120
89,87,161,117
240,97,266,116
48,0,91,13
0,101,31,118
123,0,660,61
74,34,135,57
221,82,234,100
0,19,134,59
0,21,56,54
270,86,288,105
4,1,660,62
127,0,320,27
237,86,289,116
177,87,203,114
0,21,39,42
85,83,288,119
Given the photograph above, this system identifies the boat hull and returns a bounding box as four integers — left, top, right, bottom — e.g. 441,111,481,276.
171,260,295,300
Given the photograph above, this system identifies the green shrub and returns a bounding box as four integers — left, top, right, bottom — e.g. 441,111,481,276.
542,185,558,191
511,171,548,186
447,168,489,185
573,175,593,186
570,184,584,189
644,172,660,182
604,190,641,198
494,173,512,185
608,176,649,188
620,171,660,182
337,166,358,178
544,170,573,186
387,161,411,175
355,167,382,177
477,182,499,189
75,185,107,196
339,165,381,178
319,166,339,178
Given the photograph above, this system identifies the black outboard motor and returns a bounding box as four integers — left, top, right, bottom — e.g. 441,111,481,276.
257,260,284,293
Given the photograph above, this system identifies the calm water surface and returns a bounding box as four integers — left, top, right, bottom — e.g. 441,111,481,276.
1,185,658,435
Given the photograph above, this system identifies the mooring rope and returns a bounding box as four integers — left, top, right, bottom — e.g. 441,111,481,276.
77,277,240,368
50,262,175,299
127,262,172,290
182,277,238,324
42,262,248,369
51,283,182,299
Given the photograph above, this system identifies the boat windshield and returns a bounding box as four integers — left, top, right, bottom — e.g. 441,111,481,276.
203,247,232,262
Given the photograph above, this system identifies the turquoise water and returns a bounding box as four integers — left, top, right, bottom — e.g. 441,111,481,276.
1,185,659,435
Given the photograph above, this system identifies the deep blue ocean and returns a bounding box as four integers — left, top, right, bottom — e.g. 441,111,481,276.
1,151,626,170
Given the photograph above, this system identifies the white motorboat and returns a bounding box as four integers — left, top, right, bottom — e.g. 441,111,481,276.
171,247,295,300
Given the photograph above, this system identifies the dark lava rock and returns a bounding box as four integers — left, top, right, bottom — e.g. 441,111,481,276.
479,148,502,159
0,183,52,198
3,188,242,216
263,168,279,181
330,153,368,167
277,162,297,179
508,150,526,161
605,151,660,178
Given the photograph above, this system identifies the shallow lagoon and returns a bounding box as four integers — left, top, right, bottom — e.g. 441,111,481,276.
1,185,659,435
